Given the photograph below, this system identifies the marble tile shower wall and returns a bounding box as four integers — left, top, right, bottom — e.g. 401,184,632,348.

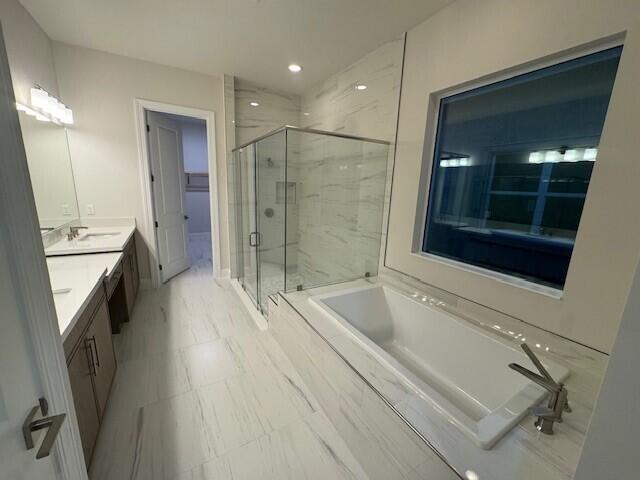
234,79,301,147
299,35,404,142
290,132,389,289
291,34,404,289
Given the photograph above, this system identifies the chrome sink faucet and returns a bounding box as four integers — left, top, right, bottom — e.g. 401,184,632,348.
67,226,88,241
509,343,571,434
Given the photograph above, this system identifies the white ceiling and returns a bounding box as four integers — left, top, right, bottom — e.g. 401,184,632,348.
20,0,452,94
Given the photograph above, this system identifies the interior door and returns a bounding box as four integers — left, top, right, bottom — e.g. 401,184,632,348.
0,26,75,479
0,244,66,479
147,110,191,282
238,144,260,306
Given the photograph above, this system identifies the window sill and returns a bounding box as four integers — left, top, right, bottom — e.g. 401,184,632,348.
414,252,564,300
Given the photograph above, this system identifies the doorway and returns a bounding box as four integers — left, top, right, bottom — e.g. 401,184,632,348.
134,100,221,287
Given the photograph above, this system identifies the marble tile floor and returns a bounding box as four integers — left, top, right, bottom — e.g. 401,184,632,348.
187,233,213,271
90,251,386,480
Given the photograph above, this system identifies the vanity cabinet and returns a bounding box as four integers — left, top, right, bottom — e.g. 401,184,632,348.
66,335,100,463
122,236,139,316
64,286,117,466
106,235,140,333
85,299,117,418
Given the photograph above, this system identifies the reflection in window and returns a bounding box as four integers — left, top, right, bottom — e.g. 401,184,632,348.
422,46,622,289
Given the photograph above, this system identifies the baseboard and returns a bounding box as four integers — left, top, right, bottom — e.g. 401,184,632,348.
218,268,230,278
230,279,268,331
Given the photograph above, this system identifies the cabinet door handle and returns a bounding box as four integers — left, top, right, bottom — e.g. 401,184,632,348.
90,335,100,367
85,339,96,375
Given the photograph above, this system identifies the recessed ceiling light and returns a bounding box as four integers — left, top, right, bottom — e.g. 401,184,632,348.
303,112,310,116
288,64,303,73
250,101,259,107
355,84,367,91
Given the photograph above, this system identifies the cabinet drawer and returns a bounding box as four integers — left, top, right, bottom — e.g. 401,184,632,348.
63,286,106,360
106,261,123,299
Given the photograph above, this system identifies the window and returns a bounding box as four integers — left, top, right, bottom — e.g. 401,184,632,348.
422,46,622,290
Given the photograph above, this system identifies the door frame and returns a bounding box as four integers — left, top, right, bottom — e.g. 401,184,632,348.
134,98,222,287
0,24,87,479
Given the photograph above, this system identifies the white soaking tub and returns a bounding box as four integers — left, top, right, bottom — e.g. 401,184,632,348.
309,284,569,449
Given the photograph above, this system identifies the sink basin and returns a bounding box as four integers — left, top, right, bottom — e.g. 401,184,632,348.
52,288,72,295
77,232,120,241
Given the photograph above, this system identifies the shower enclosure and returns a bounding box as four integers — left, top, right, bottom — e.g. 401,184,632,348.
229,126,390,314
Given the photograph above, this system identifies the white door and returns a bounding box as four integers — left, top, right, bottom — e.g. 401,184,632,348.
0,26,86,480
0,246,63,479
147,111,191,282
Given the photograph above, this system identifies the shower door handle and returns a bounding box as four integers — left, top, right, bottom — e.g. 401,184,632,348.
249,232,260,247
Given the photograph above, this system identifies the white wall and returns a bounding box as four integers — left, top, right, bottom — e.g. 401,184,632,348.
385,0,640,352
0,0,59,105
52,43,230,278
575,256,640,478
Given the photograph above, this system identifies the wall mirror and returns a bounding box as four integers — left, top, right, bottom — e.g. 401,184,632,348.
18,110,79,233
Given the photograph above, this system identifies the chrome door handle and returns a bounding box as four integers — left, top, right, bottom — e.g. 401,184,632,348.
23,398,67,459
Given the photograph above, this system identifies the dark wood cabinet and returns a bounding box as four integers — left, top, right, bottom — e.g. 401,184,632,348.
107,235,140,332
84,299,117,418
122,236,139,316
67,336,100,463
62,231,139,467
64,287,117,467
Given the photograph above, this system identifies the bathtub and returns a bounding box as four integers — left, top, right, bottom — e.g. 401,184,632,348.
309,284,569,449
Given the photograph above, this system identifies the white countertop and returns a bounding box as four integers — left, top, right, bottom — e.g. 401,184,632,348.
47,252,123,341
44,225,135,256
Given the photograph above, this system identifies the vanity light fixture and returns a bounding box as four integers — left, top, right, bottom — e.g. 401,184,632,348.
440,157,471,168
25,86,74,125
288,63,303,73
250,101,260,107
355,84,367,91
528,148,597,164
16,102,49,122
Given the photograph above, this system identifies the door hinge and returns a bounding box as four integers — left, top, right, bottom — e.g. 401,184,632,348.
146,124,150,132
151,174,155,182
159,264,163,271
154,221,158,228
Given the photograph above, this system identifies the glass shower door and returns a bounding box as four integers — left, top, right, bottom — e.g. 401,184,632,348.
255,131,286,312
237,144,259,306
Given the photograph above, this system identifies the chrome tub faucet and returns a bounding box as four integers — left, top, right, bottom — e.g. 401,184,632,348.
509,343,571,434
